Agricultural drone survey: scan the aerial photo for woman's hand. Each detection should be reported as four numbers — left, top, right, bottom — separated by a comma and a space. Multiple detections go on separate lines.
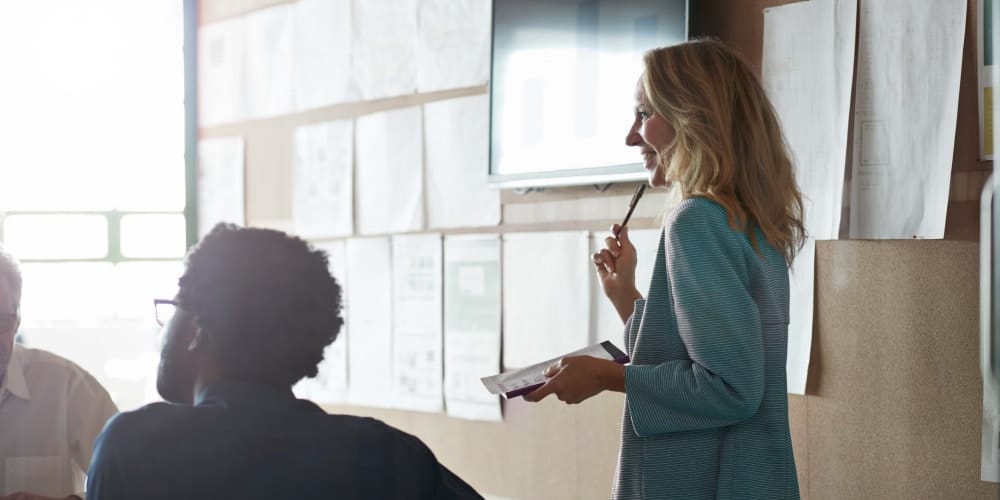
593, 224, 643, 322
523, 355, 625, 404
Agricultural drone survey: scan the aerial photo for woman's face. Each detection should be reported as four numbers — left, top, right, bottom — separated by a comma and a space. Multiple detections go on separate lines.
625, 79, 675, 188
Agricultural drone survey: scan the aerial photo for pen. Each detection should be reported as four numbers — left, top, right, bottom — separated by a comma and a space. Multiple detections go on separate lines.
619, 184, 647, 229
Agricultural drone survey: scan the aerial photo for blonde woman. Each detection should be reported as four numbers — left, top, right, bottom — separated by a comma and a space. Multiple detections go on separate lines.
525, 39, 805, 499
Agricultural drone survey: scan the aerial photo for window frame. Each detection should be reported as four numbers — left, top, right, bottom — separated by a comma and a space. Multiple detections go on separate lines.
0, 0, 198, 264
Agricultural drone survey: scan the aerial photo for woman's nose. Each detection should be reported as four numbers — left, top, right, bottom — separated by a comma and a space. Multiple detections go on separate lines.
625, 127, 642, 147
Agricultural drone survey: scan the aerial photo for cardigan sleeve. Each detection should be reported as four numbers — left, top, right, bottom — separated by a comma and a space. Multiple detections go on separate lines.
624, 200, 764, 437
624, 298, 645, 357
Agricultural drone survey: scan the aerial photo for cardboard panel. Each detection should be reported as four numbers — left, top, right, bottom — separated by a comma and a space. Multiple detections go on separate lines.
811, 241, 996, 499
789, 394, 810, 499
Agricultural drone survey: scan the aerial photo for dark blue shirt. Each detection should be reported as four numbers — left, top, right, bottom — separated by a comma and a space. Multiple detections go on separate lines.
86, 383, 480, 500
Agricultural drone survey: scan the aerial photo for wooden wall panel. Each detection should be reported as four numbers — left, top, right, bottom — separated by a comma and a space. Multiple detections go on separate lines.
810, 240, 995, 499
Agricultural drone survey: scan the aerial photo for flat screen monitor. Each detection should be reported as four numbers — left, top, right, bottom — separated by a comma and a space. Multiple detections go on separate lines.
488, 0, 688, 188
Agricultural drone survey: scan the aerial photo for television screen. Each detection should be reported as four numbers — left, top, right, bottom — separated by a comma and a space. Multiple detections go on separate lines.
489, 0, 688, 188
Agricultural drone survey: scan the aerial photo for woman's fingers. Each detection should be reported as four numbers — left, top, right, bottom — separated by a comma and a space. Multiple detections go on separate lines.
543, 359, 564, 377
523, 380, 557, 402
617, 225, 631, 248
604, 236, 620, 257
591, 252, 608, 280
594, 249, 617, 275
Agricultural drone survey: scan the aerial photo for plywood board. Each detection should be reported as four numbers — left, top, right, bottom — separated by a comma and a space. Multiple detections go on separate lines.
810, 241, 996, 499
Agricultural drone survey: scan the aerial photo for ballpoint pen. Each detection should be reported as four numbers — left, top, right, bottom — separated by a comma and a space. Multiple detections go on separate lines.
620, 183, 647, 229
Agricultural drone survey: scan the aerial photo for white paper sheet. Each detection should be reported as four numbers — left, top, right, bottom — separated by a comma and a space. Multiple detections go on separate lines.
786, 239, 816, 395
294, 240, 349, 404
502, 231, 591, 369
390, 233, 444, 412
849, 0, 965, 239
244, 5, 295, 119
293, 0, 357, 111
482, 340, 627, 397
293, 120, 354, 238
417, 0, 491, 92
345, 237, 395, 407
198, 18, 245, 126
762, 0, 857, 394
982, 372, 1000, 481
351, 0, 418, 100
443, 234, 502, 421
763, 0, 855, 241
356, 107, 424, 234
425, 95, 501, 229
981, 172, 998, 482
197, 137, 245, 237
590, 228, 662, 345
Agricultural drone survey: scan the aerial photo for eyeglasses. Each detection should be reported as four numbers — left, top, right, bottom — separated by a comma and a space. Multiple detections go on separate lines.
153, 299, 179, 327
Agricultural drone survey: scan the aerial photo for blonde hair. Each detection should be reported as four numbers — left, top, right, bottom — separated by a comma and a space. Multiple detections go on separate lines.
642, 39, 806, 265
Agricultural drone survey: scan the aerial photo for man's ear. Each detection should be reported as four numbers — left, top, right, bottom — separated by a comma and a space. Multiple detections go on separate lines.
187, 319, 208, 352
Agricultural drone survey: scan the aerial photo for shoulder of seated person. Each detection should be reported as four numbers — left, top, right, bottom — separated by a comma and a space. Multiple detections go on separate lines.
95, 403, 188, 452
326, 414, 406, 435
18, 347, 109, 393
102, 403, 178, 432
327, 415, 434, 450
18, 346, 85, 374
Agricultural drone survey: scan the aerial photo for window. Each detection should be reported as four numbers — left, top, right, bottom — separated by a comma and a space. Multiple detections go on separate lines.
0, 0, 191, 410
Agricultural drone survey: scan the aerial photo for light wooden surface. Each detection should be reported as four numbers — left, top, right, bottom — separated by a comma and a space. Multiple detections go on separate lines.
809, 240, 995, 499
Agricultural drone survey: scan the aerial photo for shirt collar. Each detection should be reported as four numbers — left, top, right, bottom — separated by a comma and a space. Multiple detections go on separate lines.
194, 381, 312, 414
2, 345, 31, 401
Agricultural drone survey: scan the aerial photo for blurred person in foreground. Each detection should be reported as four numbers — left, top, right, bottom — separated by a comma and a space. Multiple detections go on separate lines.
0, 246, 118, 500
86, 223, 480, 500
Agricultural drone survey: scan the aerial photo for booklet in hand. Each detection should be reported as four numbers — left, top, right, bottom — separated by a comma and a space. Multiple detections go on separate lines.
481, 341, 630, 399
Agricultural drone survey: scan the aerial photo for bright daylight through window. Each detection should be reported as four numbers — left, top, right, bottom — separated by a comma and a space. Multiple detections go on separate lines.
0, 1, 188, 410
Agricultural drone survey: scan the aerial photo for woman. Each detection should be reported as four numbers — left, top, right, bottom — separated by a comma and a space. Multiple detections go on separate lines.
524, 39, 805, 499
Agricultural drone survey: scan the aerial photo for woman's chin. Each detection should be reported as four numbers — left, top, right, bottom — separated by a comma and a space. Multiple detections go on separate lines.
646, 170, 667, 188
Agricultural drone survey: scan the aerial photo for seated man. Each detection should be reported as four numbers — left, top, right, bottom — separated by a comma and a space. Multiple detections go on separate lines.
87, 224, 480, 500
0, 246, 118, 500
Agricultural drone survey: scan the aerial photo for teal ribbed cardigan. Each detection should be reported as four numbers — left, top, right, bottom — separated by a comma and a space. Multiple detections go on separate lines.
613, 197, 800, 499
